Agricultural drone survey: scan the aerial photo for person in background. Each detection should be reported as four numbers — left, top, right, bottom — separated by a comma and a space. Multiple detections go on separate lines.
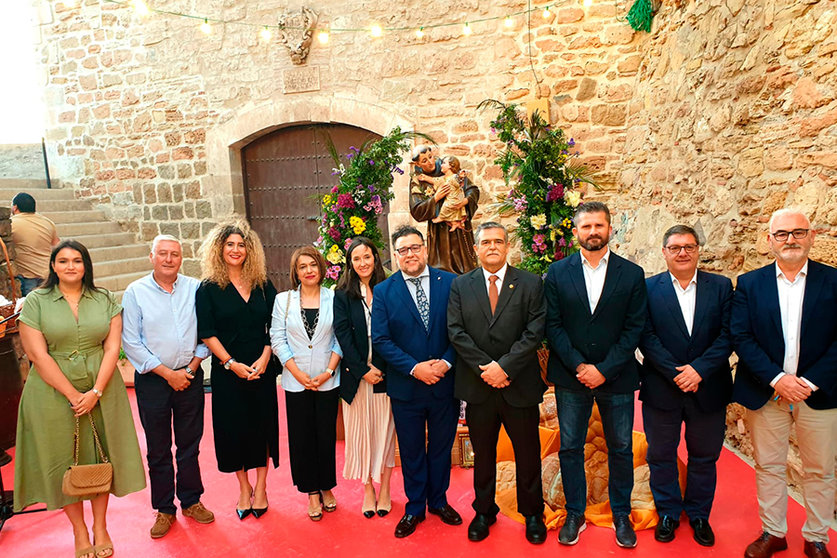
196, 220, 279, 521
639, 225, 733, 547
333, 237, 396, 518
11, 191, 59, 295
14, 240, 145, 558
121, 234, 214, 539
270, 246, 342, 521
732, 208, 837, 558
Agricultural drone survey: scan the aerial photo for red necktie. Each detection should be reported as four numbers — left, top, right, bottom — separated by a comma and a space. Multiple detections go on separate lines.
488, 275, 499, 315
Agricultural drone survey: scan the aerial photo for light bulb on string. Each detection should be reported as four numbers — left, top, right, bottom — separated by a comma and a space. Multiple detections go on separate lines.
260, 26, 272, 41
543, 6, 551, 18
462, 22, 472, 36
317, 29, 329, 44
200, 19, 212, 34
504, 16, 513, 28
415, 27, 424, 39
370, 24, 382, 37
132, 0, 150, 17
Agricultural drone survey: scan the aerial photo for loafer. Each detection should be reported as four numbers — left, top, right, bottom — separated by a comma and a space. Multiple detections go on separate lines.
558, 512, 586, 545
150, 512, 175, 539
689, 518, 714, 547
803, 540, 832, 558
394, 514, 425, 538
654, 515, 679, 543
182, 502, 215, 524
613, 514, 637, 548
467, 513, 496, 542
524, 515, 547, 545
428, 504, 463, 525
745, 532, 788, 558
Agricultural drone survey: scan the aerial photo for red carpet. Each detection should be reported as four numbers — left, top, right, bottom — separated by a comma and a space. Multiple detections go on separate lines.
1, 388, 833, 557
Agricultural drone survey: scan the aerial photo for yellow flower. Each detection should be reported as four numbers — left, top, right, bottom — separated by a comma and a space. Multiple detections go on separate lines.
530, 213, 547, 229
349, 216, 366, 235
550, 229, 558, 242
327, 244, 345, 264
561, 217, 572, 229
322, 194, 333, 206
564, 190, 582, 208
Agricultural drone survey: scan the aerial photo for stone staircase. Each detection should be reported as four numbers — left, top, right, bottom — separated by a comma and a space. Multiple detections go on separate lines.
0, 181, 151, 298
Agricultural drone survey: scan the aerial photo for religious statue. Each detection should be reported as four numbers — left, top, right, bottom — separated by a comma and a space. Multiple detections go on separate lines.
409, 145, 478, 274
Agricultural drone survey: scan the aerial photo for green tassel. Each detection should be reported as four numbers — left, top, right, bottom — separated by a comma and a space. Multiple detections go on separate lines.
626, 0, 655, 33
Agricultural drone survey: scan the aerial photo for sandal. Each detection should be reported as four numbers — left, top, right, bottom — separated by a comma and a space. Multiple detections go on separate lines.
308, 492, 323, 522
93, 542, 114, 558
75, 547, 95, 558
321, 490, 337, 513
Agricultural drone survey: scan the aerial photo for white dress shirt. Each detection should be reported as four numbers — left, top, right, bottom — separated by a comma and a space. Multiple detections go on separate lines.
403, 265, 431, 308
482, 263, 508, 294
581, 248, 609, 313
771, 261, 817, 391
670, 271, 698, 336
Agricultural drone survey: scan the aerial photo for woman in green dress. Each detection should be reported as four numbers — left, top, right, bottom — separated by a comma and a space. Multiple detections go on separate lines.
15, 240, 146, 558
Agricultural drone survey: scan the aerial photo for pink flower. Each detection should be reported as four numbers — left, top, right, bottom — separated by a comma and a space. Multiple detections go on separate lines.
344, 237, 354, 250
325, 265, 341, 280
331, 185, 339, 193
337, 194, 356, 209
328, 227, 341, 241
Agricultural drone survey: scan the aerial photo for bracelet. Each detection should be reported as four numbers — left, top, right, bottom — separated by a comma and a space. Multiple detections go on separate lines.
92, 388, 103, 398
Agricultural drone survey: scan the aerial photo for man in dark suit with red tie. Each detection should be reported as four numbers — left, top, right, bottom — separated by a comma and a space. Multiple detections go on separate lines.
447, 222, 548, 544
732, 209, 837, 558
639, 225, 733, 547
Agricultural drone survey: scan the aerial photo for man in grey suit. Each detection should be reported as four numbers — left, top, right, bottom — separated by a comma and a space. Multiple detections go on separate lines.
447, 222, 548, 545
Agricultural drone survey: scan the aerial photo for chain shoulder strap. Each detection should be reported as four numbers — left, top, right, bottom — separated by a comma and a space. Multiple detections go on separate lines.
72, 414, 110, 465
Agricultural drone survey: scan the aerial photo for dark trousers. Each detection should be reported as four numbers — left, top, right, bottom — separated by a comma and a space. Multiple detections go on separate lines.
556, 388, 634, 516
466, 391, 543, 517
642, 398, 726, 520
135, 369, 206, 515
284, 387, 339, 493
391, 392, 459, 516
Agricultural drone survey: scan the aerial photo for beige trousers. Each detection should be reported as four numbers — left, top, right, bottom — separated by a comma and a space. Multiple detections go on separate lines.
747, 398, 837, 543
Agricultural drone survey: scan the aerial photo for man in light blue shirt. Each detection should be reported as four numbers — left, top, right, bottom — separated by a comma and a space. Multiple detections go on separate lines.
121, 235, 214, 538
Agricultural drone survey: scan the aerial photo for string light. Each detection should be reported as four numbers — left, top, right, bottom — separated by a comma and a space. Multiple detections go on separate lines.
259, 26, 272, 41
131, 0, 149, 17
415, 27, 424, 38
370, 24, 382, 37
200, 19, 212, 34
504, 16, 514, 27
317, 29, 330, 44
543, 6, 551, 18
462, 22, 472, 36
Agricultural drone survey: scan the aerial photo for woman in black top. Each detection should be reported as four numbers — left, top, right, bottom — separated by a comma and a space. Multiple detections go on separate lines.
196, 220, 278, 520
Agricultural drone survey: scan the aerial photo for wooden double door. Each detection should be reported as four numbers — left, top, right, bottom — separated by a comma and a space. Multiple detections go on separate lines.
242, 124, 386, 291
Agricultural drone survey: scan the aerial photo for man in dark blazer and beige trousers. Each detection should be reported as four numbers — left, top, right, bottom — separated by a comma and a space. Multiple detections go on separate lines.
447, 222, 548, 545
732, 209, 837, 558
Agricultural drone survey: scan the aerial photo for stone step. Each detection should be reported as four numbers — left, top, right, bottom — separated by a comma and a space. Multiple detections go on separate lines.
34, 199, 93, 212
0, 186, 74, 201
0, 178, 50, 190
56, 221, 124, 237
92, 257, 151, 278
71, 232, 137, 249
41, 210, 110, 224
88, 244, 149, 261
97, 270, 150, 293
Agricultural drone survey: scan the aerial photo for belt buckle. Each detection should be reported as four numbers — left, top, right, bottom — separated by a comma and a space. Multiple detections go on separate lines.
68, 350, 80, 360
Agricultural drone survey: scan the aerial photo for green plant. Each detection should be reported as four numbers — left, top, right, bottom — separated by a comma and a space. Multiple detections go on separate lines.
316, 127, 432, 286
479, 99, 597, 276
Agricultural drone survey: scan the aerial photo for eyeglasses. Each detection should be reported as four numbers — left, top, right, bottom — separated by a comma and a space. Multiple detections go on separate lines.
665, 244, 699, 255
771, 229, 809, 242
395, 243, 423, 256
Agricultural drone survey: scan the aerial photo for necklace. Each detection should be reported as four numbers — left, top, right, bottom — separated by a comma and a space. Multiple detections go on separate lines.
300, 305, 319, 339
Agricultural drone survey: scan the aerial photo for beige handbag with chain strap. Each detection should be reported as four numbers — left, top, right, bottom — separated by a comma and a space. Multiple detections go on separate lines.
61, 413, 113, 497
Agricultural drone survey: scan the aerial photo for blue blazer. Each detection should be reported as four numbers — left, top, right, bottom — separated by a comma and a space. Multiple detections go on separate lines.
731, 260, 837, 410
639, 270, 733, 413
544, 251, 647, 394
371, 267, 457, 402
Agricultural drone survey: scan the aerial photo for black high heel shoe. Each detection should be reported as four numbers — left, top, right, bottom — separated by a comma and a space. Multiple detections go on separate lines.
236, 507, 252, 520
252, 491, 269, 518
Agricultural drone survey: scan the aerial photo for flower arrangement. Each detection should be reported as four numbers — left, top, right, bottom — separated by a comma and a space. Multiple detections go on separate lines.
479, 100, 597, 276
316, 127, 430, 286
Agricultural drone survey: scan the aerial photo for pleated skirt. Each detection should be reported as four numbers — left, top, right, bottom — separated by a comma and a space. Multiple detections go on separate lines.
342, 381, 396, 484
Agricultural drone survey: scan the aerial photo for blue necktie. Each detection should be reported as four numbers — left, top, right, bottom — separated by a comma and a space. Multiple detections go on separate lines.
408, 277, 430, 330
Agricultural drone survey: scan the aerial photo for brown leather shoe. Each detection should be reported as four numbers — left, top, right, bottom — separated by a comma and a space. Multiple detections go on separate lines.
744, 532, 788, 558
150, 512, 176, 539
183, 502, 215, 524
804, 540, 832, 558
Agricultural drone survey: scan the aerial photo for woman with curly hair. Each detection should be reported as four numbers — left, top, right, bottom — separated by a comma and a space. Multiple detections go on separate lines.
195, 220, 279, 520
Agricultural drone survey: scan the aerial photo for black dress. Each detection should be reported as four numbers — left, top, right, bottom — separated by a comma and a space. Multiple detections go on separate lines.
196, 280, 280, 473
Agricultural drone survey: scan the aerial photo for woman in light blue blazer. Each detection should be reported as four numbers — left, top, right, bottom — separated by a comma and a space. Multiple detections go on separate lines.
270, 246, 342, 522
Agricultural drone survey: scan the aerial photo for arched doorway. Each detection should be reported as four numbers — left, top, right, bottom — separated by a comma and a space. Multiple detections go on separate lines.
242, 123, 385, 291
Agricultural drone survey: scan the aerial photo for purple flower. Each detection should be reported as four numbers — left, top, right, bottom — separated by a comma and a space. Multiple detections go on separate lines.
546, 183, 565, 202
393, 166, 404, 175
346, 152, 354, 160
328, 227, 341, 241
349, 146, 359, 153
558, 237, 567, 247
368, 159, 375, 166
568, 138, 575, 147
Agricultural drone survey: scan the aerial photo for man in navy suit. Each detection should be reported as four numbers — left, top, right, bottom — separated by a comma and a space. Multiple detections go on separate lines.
544, 201, 647, 549
639, 225, 733, 547
732, 209, 837, 558
371, 225, 462, 538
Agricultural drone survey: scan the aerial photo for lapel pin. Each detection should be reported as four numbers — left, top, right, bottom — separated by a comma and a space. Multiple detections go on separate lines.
509, 284, 514, 289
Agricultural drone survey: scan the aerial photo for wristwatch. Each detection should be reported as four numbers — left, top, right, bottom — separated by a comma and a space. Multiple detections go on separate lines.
326, 368, 335, 378
92, 388, 103, 398
223, 357, 236, 370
